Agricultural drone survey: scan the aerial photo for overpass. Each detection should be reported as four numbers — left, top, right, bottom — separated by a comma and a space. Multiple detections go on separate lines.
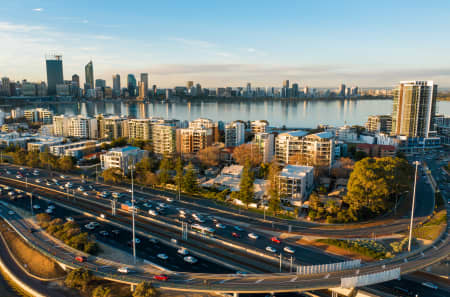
0, 176, 448, 294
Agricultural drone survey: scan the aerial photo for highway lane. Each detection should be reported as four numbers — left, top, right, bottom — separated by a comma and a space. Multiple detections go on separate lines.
0, 163, 434, 238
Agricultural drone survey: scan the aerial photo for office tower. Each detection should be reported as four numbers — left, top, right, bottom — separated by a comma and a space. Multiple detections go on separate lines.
152, 85, 157, 96
338, 84, 346, 97
391, 80, 437, 138
112, 74, 121, 97
72, 74, 80, 86
1, 77, 11, 96
225, 121, 245, 147
45, 55, 64, 95
292, 83, 299, 98
138, 82, 146, 100
127, 74, 137, 97
95, 79, 106, 88
186, 81, 194, 89
303, 86, 309, 96
140, 73, 149, 97
195, 83, 202, 96
246, 82, 252, 96
85, 61, 94, 90
282, 80, 290, 98
351, 86, 359, 96
365, 115, 392, 134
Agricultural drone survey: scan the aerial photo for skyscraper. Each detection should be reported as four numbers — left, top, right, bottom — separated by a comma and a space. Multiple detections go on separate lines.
112, 74, 121, 95
140, 73, 149, 98
127, 74, 137, 97
46, 55, 64, 96
282, 80, 290, 98
85, 61, 94, 90
186, 81, 194, 89
292, 83, 299, 98
391, 80, 437, 138
72, 74, 80, 86
95, 79, 106, 88
338, 84, 346, 97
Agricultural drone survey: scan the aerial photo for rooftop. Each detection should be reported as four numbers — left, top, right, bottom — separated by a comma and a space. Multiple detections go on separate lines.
110, 146, 139, 153
311, 131, 333, 139
282, 130, 308, 137
279, 165, 314, 178
221, 165, 244, 177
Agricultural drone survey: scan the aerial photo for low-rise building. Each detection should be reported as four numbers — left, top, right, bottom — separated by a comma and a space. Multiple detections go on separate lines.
100, 146, 148, 174
278, 165, 314, 206
50, 140, 107, 159
356, 143, 396, 157
365, 115, 392, 134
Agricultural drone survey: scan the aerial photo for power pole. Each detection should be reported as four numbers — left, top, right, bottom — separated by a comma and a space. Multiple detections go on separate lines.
408, 161, 420, 252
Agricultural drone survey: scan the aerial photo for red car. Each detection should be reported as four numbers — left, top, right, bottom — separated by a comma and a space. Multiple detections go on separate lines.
75, 256, 86, 263
153, 274, 168, 281
232, 232, 241, 238
271, 237, 281, 244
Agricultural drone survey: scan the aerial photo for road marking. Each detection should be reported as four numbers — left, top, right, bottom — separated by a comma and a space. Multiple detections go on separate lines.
255, 279, 264, 284
290, 277, 297, 282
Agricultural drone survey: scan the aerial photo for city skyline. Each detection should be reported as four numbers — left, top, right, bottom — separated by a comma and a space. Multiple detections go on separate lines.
1, 1, 450, 87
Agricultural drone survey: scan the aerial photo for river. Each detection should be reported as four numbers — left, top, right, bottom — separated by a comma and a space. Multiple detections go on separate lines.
2, 99, 450, 127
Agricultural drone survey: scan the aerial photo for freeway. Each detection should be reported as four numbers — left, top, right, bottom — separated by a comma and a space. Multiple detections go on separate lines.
0, 162, 435, 239
0, 176, 448, 293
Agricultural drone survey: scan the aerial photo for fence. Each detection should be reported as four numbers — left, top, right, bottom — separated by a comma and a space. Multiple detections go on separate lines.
295, 259, 361, 275
340, 267, 400, 288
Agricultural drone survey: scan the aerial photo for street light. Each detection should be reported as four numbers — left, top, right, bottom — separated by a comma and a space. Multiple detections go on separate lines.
408, 161, 420, 252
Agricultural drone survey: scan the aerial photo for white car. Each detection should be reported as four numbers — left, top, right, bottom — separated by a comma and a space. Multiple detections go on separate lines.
421, 282, 438, 290
35, 179, 41, 183
148, 209, 158, 216
100, 213, 106, 219
84, 224, 95, 230
8, 210, 14, 215
177, 248, 189, 255
194, 217, 205, 223
46, 181, 52, 186
215, 223, 226, 229
66, 217, 74, 222
117, 267, 130, 274
77, 186, 84, 192
157, 253, 168, 260
45, 208, 53, 214
184, 256, 197, 264
16, 175, 22, 179
158, 202, 168, 208
266, 246, 277, 253
248, 233, 259, 240
60, 175, 65, 179
166, 197, 173, 203
32, 204, 40, 209
83, 192, 89, 196
283, 246, 295, 254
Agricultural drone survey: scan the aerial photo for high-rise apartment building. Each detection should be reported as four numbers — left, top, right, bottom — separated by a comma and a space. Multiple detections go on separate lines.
127, 119, 153, 141
176, 127, 213, 155
97, 115, 127, 140
365, 115, 392, 134
53, 115, 97, 139
250, 120, 268, 134
254, 132, 275, 163
140, 73, 149, 98
85, 61, 94, 90
275, 131, 335, 168
152, 124, 176, 155
24, 108, 53, 124
225, 121, 245, 147
391, 81, 437, 138
46, 55, 64, 96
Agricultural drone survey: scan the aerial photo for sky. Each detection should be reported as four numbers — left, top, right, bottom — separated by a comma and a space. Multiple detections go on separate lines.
1, 0, 450, 88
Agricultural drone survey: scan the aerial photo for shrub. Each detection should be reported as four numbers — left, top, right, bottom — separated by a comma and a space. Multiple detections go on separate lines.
65, 268, 92, 292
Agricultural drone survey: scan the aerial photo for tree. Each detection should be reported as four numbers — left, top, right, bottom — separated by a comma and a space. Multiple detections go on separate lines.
238, 161, 255, 207
58, 156, 75, 171
232, 143, 262, 167
92, 285, 112, 297
354, 150, 368, 161
12, 150, 27, 165
39, 150, 58, 169
158, 156, 171, 185
65, 268, 92, 292
182, 162, 198, 193
331, 157, 355, 178
101, 168, 124, 183
133, 282, 158, 297
110, 137, 128, 147
197, 146, 221, 167
135, 157, 155, 184
266, 160, 281, 213
175, 157, 183, 192
26, 151, 40, 168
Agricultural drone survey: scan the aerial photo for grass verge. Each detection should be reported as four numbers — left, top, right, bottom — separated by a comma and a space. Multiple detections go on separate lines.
413, 209, 447, 241
316, 238, 390, 260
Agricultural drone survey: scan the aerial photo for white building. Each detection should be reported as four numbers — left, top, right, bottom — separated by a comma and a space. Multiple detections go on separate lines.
24, 108, 53, 124
53, 115, 97, 139
250, 120, 269, 134
225, 121, 245, 147
253, 132, 274, 163
100, 146, 148, 174
278, 165, 314, 206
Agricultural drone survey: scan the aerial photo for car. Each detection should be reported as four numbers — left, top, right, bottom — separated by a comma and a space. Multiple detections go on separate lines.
16, 175, 22, 179
177, 248, 189, 255
134, 238, 141, 244
153, 274, 168, 281
8, 210, 14, 215
117, 267, 130, 274
421, 282, 438, 290
84, 224, 95, 230
45, 208, 53, 214
149, 238, 158, 244
29, 228, 37, 234
48, 205, 55, 209
157, 253, 168, 260
75, 256, 86, 263
148, 209, 158, 216
19, 167, 24, 170
184, 256, 198, 264
166, 197, 173, 203
283, 246, 295, 254
66, 217, 74, 222
271, 237, 281, 244
99, 230, 109, 237
33, 204, 40, 209
234, 226, 244, 232
111, 229, 120, 236
59, 185, 65, 190
194, 216, 205, 223
235, 271, 248, 275
60, 175, 65, 179
158, 202, 168, 208
83, 192, 89, 196
179, 213, 186, 219
52, 178, 58, 183
143, 203, 152, 208
232, 232, 241, 238
112, 192, 121, 198
248, 233, 259, 240
46, 181, 52, 186
8, 191, 15, 196
77, 186, 84, 192
266, 246, 277, 253
35, 179, 41, 183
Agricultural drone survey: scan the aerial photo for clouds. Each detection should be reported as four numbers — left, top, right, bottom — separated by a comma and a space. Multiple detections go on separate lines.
0, 22, 45, 33
32, 8, 44, 12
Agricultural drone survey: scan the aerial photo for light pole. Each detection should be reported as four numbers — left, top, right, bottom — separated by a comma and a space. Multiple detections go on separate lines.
408, 161, 420, 252
129, 161, 136, 265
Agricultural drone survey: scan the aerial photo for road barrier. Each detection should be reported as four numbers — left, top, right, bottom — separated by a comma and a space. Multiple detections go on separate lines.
295, 259, 360, 275
340, 267, 400, 288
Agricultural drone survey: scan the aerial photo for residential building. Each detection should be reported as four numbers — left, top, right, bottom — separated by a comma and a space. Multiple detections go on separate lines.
53, 115, 97, 139
391, 80, 437, 138
152, 124, 176, 155
24, 108, 53, 124
435, 115, 450, 146
356, 143, 396, 158
278, 165, 314, 206
97, 115, 128, 140
334, 125, 358, 142
46, 55, 64, 96
189, 118, 219, 142
250, 120, 268, 134
365, 115, 392, 134
176, 127, 213, 155
225, 121, 245, 147
253, 132, 274, 163
127, 119, 153, 141
100, 146, 148, 174
85, 61, 94, 90
50, 140, 106, 159
26, 136, 64, 152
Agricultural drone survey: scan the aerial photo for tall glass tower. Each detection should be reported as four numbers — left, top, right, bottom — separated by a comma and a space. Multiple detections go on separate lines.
85, 61, 94, 90
45, 55, 63, 96
127, 74, 137, 97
